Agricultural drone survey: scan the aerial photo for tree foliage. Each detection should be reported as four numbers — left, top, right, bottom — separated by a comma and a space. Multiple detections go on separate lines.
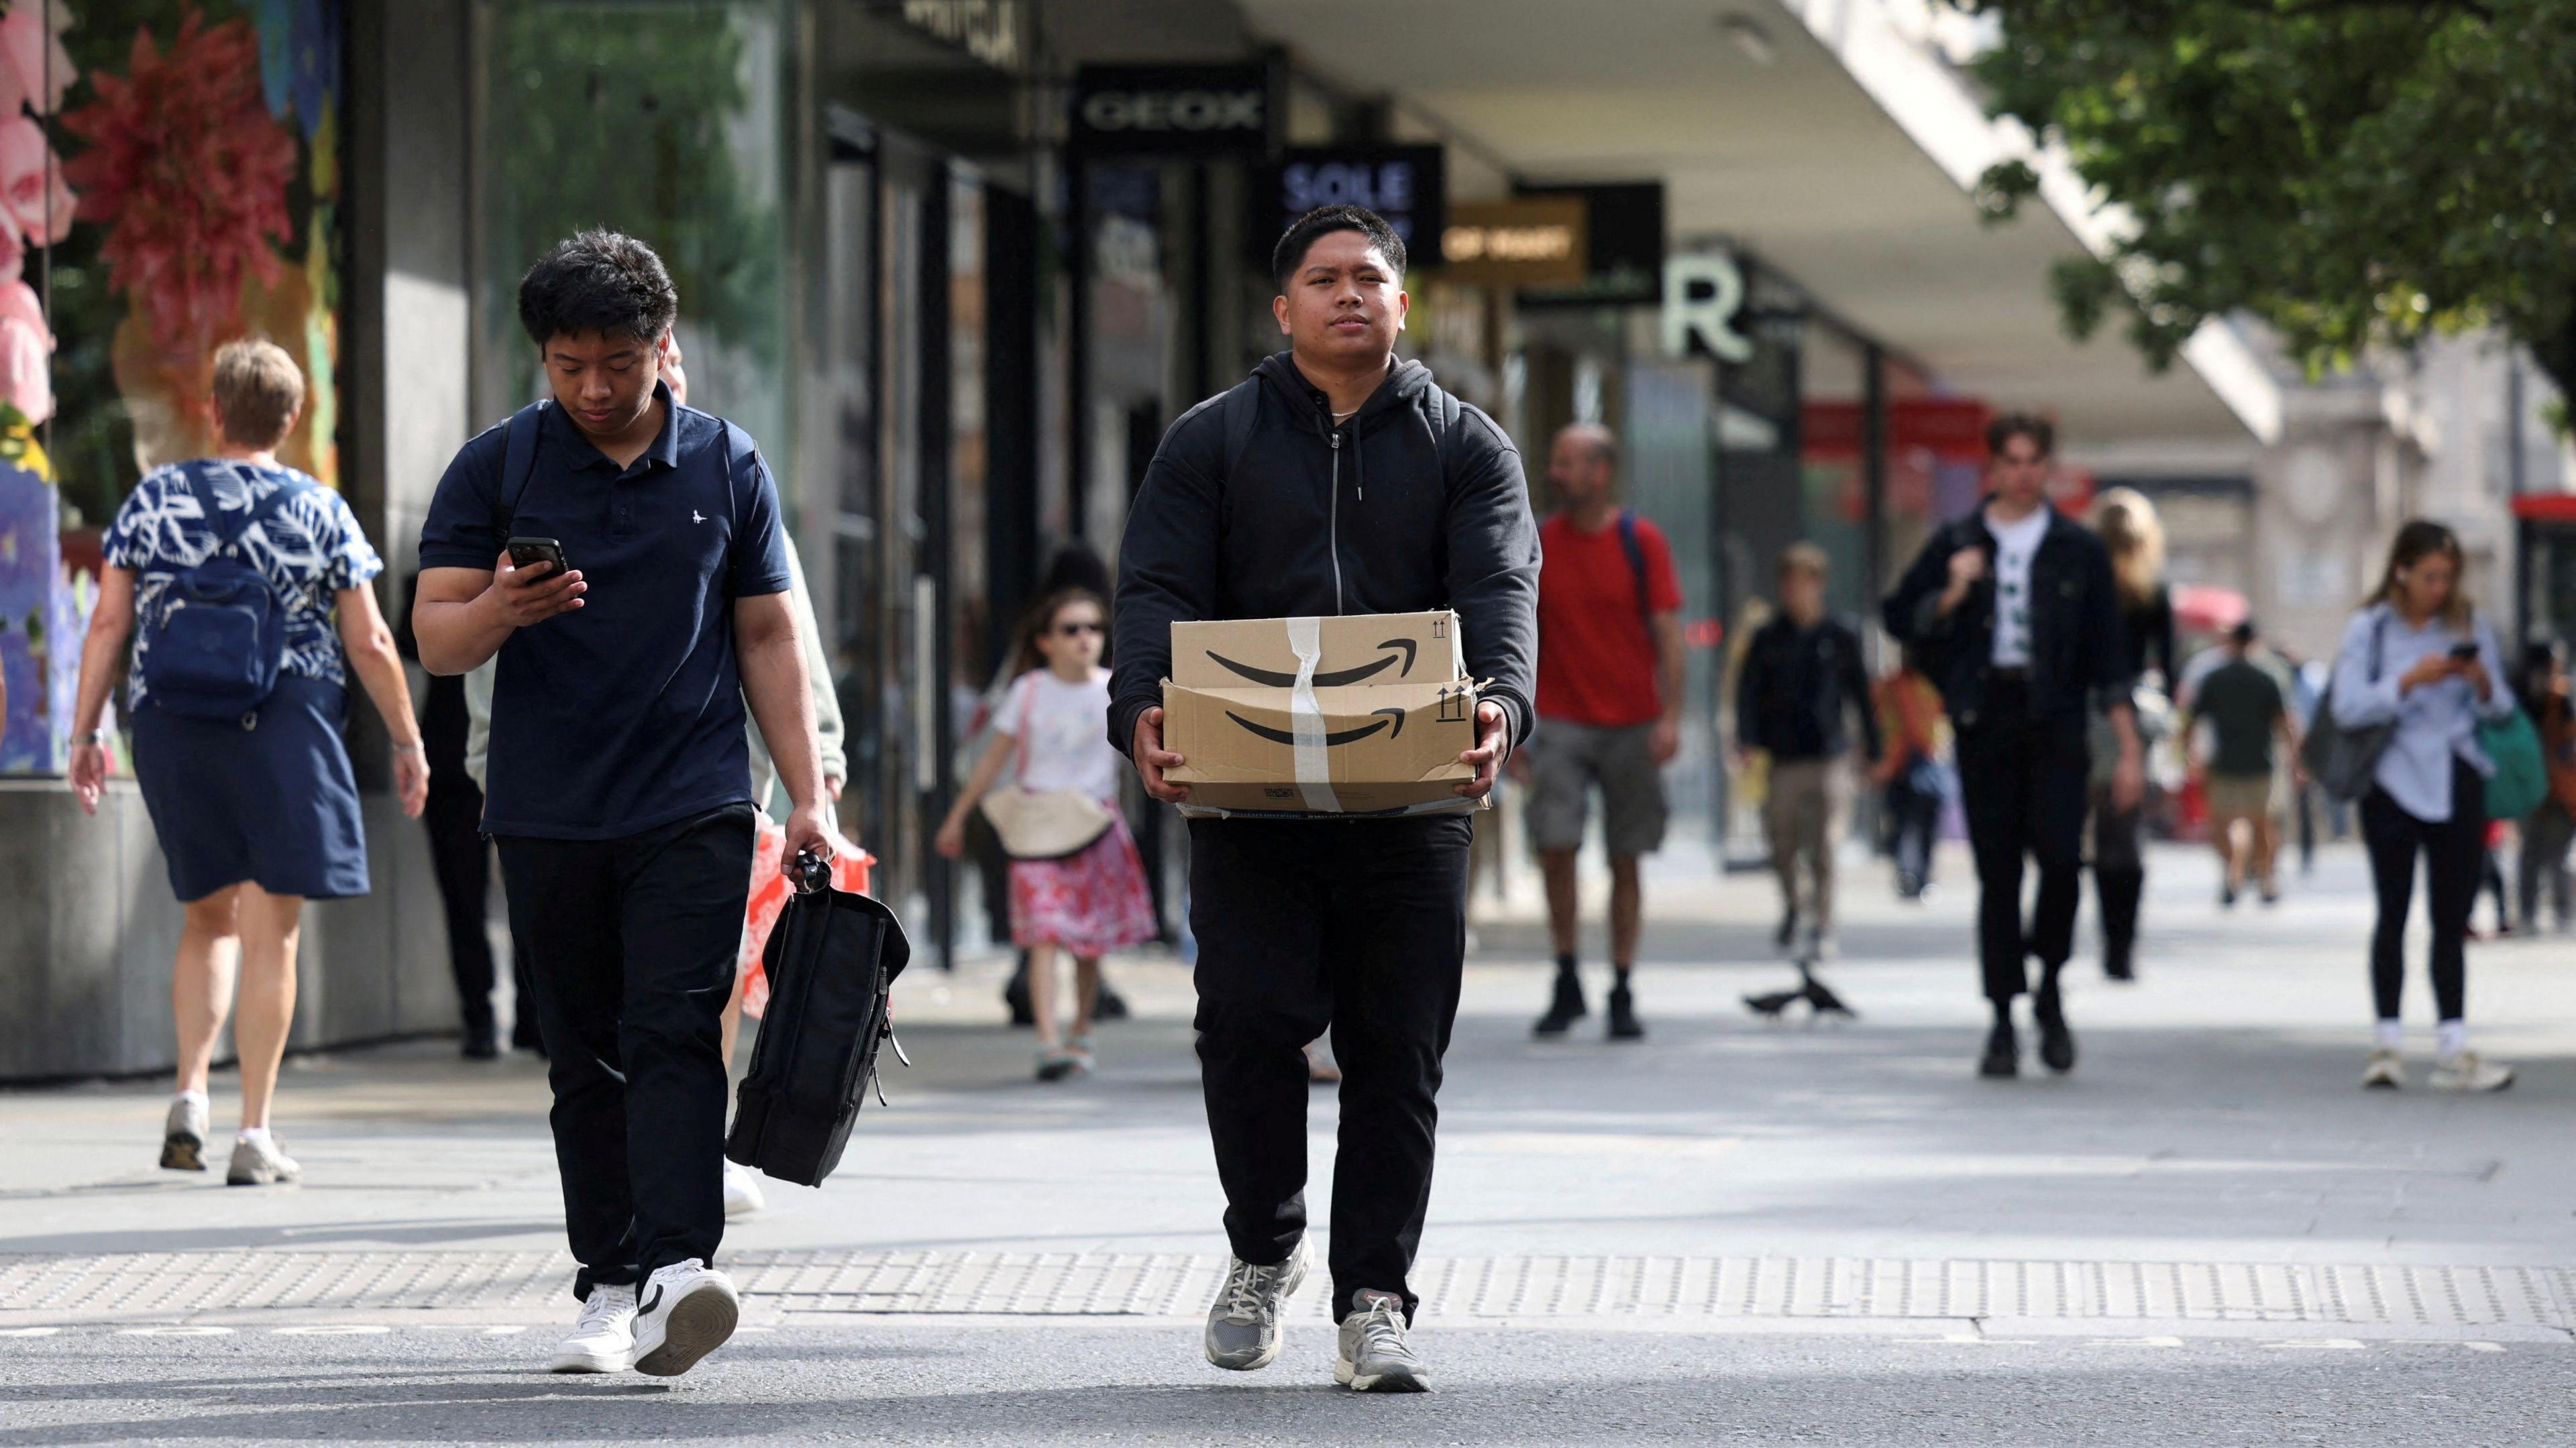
1951, 0, 2576, 398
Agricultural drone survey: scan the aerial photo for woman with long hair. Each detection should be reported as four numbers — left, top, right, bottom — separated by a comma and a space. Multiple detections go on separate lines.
2330, 520, 2516, 1091
2086, 488, 2176, 981
936, 589, 1156, 1080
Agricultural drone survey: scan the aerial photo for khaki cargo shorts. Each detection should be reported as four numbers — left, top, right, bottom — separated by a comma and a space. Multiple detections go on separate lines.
1521, 719, 1669, 857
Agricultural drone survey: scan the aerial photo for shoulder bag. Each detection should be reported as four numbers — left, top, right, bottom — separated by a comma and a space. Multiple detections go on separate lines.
979, 677, 1117, 860
2300, 610, 2396, 803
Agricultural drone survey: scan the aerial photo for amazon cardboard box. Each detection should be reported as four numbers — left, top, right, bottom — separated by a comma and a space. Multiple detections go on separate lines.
1163, 612, 1483, 819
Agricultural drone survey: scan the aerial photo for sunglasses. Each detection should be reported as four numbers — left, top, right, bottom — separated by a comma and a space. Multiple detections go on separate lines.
1052, 620, 1105, 637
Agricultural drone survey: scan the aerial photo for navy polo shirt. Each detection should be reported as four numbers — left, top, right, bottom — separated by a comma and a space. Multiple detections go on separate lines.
417, 386, 794, 839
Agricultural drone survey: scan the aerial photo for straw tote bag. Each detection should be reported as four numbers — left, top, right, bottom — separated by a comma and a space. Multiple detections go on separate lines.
979, 677, 1118, 860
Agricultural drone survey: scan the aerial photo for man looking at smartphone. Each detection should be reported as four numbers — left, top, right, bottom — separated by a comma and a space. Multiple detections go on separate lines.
413, 231, 834, 1379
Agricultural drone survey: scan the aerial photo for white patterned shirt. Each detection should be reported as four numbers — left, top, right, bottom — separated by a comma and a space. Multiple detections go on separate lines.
102, 459, 382, 707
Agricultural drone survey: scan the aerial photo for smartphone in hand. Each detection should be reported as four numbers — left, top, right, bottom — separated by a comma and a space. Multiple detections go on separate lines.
506, 536, 569, 577
2447, 642, 2480, 662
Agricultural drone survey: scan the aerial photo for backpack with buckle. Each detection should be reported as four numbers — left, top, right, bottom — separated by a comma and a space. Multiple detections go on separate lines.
138, 471, 307, 722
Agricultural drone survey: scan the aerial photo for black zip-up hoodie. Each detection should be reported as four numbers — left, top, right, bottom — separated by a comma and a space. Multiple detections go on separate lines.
1110, 351, 1541, 761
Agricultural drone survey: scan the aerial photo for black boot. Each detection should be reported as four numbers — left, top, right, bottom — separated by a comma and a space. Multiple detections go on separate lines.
1978, 1014, 2020, 1078
2098, 867, 2143, 981
1606, 978, 1644, 1041
2033, 981, 2077, 1074
1534, 964, 1588, 1037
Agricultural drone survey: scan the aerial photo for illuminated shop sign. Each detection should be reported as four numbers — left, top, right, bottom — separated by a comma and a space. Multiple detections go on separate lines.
894, 0, 1024, 70
1515, 182, 1666, 309
1258, 145, 1447, 269
1438, 198, 1588, 289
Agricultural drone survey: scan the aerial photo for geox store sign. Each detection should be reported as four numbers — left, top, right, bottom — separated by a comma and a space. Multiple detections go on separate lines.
896, 0, 1024, 70
1071, 65, 1276, 158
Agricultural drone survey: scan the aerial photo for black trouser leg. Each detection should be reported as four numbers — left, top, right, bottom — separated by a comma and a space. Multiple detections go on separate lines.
2424, 763, 2485, 1021
1191, 815, 1470, 1323
498, 831, 635, 1298
1191, 821, 1332, 1273
2359, 789, 2420, 1021
2026, 724, 2092, 978
2091, 792, 2145, 965
423, 773, 496, 1036
1958, 726, 2034, 1001
497, 805, 753, 1298
1320, 820, 1468, 1322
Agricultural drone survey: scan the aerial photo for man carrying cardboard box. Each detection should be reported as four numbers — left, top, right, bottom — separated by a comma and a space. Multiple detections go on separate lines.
1110, 204, 1539, 1394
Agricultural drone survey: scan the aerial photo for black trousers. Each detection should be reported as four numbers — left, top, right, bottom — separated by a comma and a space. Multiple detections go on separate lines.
1189, 813, 1470, 1323
1885, 775, 1941, 888
422, 770, 496, 1036
496, 803, 755, 1299
2360, 763, 2483, 1022
1955, 683, 2090, 1001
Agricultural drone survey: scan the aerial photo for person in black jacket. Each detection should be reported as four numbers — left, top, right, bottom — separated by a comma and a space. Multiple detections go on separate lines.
1882, 414, 2142, 1079
1735, 544, 1880, 983
1112, 205, 1538, 1394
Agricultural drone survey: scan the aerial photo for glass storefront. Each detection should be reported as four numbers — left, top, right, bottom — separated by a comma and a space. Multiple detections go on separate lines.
5, 0, 347, 773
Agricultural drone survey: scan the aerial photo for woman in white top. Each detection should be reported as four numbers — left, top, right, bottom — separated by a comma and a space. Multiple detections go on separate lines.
2328, 520, 2516, 1092
938, 590, 1155, 1080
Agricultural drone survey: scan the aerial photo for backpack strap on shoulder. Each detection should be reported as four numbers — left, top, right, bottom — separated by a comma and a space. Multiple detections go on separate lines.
1616, 506, 1654, 629
1218, 380, 1259, 484
492, 400, 551, 551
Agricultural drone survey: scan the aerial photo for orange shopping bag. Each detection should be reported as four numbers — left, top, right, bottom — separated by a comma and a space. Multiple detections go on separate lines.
741, 814, 872, 1019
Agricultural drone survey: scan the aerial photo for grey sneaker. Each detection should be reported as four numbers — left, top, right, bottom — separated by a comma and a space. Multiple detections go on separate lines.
225, 1135, 301, 1186
1336, 1288, 1430, 1392
1203, 1237, 1309, 1371
161, 1099, 209, 1172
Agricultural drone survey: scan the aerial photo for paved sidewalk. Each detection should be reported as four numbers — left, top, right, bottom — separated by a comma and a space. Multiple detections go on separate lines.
3, 841, 2571, 1443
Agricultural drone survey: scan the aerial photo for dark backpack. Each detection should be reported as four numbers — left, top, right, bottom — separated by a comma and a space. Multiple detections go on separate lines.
138, 472, 307, 721
488, 399, 551, 553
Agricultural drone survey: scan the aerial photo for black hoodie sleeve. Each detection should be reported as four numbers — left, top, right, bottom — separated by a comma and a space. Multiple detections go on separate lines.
1882, 524, 1960, 647
1108, 398, 1228, 760
1445, 406, 1542, 753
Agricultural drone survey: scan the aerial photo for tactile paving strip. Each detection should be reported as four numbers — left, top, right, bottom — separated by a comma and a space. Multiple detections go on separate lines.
1, 1251, 2569, 1326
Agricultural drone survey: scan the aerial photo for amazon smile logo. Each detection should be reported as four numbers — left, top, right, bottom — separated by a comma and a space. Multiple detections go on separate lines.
1225, 708, 1408, 746
1201, 638, 1419, 687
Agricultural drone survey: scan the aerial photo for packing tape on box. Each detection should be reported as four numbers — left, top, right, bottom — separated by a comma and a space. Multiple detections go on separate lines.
1285, 616, 1344, 812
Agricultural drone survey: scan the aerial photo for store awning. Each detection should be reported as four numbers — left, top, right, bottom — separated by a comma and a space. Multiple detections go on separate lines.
1238, 0, 2279, 456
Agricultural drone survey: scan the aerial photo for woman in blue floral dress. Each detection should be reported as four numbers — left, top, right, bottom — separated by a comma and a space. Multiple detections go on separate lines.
66, 340, 427, 1186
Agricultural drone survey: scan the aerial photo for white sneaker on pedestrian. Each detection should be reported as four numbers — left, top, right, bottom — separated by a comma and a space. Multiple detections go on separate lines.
631, 1258, 740, 1378
722, 1158, 767, 1218
1203, 1237, 1309, 1371
1335, 1288, 1430, 1392
2429, 1051, 2516, 1093
2361, 1048, 2404, 1090
548, 1284, 637, 1373
161, 1097, 209, 1172
225, 1133, 300, 1186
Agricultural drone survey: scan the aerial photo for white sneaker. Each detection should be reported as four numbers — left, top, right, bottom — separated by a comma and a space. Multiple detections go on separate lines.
548, 1284, 636, 1373
722, 1159, 767, 1218
631, 1258, 740, 1378
2361, 1048, 2404, 1090
225, 1134, 301, 1186
2430, 1051, 2516, 1093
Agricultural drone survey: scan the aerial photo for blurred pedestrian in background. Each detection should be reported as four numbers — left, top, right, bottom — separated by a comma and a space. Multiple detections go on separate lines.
1872, 646, 1948, 901
2189, 620, 2300, 907
1516, 421, 1684, 1042
2328, 520, 2516, 1093
2513, 642, 2576, 935
1883, 412, 2143, 1080
938, 588, 1154, 1082
1735, 543, 1876, 1018
2086, 488, 2174, 981
396, 575, 519, 1060
68, 338, 428, 1185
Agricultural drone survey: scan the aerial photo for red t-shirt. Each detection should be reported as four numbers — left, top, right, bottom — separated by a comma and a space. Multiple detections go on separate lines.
1536, 511, 1685, 727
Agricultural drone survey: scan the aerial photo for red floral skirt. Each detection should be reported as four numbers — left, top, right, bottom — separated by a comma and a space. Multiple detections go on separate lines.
1008, 811, 1156, 957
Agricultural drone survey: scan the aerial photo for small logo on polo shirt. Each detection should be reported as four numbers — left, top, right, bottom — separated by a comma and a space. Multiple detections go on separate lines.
692, 510, 706, 524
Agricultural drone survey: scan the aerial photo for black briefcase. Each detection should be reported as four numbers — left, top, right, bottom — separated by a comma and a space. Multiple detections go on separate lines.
725, 851, 911, 1186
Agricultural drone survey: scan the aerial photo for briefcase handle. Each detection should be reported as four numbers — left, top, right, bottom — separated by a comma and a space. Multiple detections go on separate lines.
790, 848, 833, 895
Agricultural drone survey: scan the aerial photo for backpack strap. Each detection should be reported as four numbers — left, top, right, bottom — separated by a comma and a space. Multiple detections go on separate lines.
1218, 380, 1259, 484
491, 400, 551, 553
1616, 507, 1654, 632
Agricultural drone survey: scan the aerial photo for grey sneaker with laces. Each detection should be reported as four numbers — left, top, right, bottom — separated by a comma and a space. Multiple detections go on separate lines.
1203, 1237, 1309, 1370
225, 1135, 300, 1186
1336, 1288, 1430, 1392
161, 1098, 209, 1172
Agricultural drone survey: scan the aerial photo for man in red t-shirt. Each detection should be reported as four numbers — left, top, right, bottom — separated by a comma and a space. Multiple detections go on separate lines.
1509, 423, 1686, 1040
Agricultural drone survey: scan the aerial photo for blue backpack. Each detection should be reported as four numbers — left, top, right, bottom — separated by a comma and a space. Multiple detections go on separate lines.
139, 474, 305, 721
